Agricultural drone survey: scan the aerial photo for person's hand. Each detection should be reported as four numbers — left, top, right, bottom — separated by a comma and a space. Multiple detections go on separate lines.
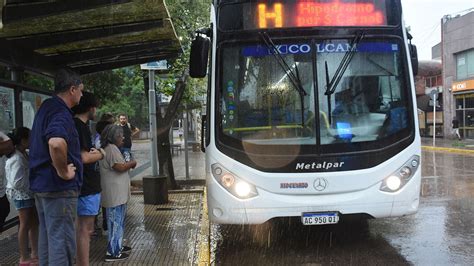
58, 163, 76, 180
89, 148, 104, 159
129, 160, 137, 169
99, 148, 106, 158
89, 148, 100, 154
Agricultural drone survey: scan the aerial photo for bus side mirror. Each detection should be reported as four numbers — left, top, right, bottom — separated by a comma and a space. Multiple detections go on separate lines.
409, 44, 418, 76
190, 35, 210, 78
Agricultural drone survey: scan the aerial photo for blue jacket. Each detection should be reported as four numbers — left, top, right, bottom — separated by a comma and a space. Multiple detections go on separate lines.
29, 96, 83, 193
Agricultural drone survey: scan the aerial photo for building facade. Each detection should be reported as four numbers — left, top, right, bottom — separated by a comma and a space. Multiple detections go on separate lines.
415, 60, 443, 137
436, 11, 474, 139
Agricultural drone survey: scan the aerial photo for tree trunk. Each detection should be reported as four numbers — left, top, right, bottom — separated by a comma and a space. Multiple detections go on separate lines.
156, 125, 178, 189
143, 71, 188, 190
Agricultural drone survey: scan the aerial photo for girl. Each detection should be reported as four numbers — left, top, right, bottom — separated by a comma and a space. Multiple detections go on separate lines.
99, 125, 136, 262
6, 127, 38, 266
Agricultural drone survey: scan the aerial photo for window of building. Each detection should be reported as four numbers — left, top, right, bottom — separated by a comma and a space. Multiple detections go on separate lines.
436, 75, 442, 86
425, 75, 442, 87
456, 97, 464, 109
425, 77, 431, 87
457, 49, 474, 80
465, 96, 474, 109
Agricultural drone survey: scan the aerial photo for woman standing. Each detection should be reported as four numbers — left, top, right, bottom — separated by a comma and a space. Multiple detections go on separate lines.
99, 125, 136, 262
5, 127, 39, 265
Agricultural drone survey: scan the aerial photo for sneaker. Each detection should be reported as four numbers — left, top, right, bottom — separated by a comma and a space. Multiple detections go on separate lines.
121, 246, 132, 253
105, 252, 129, 262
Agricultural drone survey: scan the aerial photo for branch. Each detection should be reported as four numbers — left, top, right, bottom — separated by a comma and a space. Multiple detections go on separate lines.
163, 70, 189, 125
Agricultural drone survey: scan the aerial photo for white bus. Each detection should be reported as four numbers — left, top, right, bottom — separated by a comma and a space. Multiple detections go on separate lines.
190, 0, 421, 225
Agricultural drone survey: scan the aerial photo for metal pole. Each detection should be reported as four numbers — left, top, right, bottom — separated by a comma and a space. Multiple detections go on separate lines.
433, 101, 436, 147
183, 105, 190, 180
148, 70, 159, 176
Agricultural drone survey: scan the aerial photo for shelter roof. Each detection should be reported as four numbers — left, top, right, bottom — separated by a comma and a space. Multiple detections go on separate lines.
0, 0, 182, 76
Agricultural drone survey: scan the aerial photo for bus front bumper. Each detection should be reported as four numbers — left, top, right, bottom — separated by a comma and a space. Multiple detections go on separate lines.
207, 171, 421, 224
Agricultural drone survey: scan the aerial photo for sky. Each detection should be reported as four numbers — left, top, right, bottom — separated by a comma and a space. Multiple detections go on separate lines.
400, 0, 474, 60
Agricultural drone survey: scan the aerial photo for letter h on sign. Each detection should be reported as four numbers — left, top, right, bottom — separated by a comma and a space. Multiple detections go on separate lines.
258, 4, 283, 28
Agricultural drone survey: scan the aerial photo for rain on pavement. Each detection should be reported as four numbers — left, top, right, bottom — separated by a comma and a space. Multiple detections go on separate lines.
212, 150, 474, 265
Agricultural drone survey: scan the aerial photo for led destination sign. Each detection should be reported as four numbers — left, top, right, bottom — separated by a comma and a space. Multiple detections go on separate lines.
295, 1, 385, 26
219, 0, 396, 30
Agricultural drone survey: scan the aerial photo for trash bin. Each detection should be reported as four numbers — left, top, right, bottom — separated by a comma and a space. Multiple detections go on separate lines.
143, 175, 168, 204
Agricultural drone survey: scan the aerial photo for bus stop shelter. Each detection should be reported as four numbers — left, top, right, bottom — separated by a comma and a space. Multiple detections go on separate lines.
0, 0, 182, 229
0, 0, 181, 76
0, 0, 181, 129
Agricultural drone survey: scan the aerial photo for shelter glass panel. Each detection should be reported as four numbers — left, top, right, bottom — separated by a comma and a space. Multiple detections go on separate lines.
22, 91, 50, 129
0, 86, 15, 132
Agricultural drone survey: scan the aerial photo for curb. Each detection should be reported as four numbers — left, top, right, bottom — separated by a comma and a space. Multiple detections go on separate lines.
131, 188, 204, 195
197, 187, 211, 266
422, 145, 474, 154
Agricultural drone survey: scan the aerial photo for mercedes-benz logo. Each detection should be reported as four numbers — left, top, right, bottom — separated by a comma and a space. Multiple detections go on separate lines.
313, 178, 328, 191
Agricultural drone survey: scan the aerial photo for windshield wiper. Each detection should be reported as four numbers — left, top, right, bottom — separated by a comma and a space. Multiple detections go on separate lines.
259, 32, 307, 127
324, 31, 365, 124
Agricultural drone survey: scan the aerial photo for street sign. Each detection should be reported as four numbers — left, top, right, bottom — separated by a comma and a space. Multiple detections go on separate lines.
429, 89, 438, 100
140, 60, 168, 70
430, 89, 438, 147
429, 100, 440, 107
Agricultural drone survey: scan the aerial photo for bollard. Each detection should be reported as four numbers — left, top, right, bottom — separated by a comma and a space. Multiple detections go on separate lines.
143, 175, 168, 204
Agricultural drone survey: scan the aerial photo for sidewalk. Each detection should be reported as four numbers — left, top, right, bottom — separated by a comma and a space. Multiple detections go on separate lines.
0, 191, 206, 265
0, 138, 209, 265
130, 139, 206, 182
421, 137, 474, 154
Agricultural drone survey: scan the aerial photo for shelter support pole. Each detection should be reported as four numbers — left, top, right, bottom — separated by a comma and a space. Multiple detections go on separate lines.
148, 70, 159, 176
11, 67, 24, 128
184, 105, 190, 180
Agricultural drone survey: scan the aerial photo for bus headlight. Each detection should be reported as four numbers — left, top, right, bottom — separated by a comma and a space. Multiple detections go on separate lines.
211, 163, 258, 199
385, 175, 402, 191
221, 174, 235, 188
380, 155, 420, 193
235, 181, 252, 197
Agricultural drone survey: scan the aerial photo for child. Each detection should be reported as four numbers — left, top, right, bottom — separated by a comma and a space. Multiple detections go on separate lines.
6, 127, 39, 266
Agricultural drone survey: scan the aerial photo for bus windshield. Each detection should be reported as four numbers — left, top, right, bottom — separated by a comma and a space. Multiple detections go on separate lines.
219, 38, 411, 152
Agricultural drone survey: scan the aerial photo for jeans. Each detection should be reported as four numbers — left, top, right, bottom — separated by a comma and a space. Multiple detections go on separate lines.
35, 195, 77, 266
106, 204, 127, 256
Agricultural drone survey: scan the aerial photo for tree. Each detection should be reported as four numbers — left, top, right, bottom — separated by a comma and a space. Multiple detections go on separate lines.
145, 0, 210, 188
82, 67, 149, 129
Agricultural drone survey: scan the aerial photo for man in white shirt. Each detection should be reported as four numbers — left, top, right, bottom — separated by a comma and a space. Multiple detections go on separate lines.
0, 131, 14, 231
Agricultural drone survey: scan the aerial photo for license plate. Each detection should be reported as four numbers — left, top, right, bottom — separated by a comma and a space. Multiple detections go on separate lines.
301, 212, 339, 225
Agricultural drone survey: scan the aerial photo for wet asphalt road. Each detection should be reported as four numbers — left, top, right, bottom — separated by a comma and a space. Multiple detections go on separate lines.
212, 150, 474, 265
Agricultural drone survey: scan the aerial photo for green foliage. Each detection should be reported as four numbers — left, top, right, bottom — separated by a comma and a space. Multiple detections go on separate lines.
161, 0, 210, 107
23, 72, 54, 90
82, 67, 148, 128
